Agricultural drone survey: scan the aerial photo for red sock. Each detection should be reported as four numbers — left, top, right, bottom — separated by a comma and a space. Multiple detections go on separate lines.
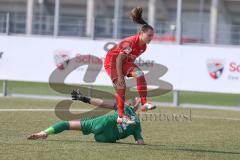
136, 76, 147, 105
115, 87, 125, 117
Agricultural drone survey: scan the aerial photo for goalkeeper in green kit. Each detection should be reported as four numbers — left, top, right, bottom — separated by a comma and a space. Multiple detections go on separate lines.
27, 90, 155, 144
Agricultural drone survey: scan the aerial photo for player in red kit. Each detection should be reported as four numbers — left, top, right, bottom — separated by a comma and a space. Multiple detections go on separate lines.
104, 7, 156, 124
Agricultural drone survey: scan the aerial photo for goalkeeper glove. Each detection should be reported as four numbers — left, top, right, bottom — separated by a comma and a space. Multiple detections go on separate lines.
71, 89, 91, 104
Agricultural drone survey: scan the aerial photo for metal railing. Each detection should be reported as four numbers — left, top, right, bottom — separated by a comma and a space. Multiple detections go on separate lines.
0, 12, 240, 45
32, 15, 54, 35
0, 13, 9, 34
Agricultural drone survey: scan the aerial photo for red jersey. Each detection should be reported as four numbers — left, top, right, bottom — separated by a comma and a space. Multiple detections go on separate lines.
105, 34, 147, 67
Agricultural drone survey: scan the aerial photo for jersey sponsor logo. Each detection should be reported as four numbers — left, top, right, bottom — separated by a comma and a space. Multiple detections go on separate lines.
207, 58, 225, 80
131, 115, 139, 123
117, 123, 129, 132
123, 46, 132, 54
117, 124, 124, 133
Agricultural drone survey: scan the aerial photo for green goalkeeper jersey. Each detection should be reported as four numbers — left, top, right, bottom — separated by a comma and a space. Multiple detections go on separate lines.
80, 104, 143, 143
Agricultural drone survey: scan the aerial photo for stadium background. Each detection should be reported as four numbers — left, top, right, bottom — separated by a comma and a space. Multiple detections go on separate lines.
0, 0, 239, 107
0, 0, 240, 160
1, 0, 240, 44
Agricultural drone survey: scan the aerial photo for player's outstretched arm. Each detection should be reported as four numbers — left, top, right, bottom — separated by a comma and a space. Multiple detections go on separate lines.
71, 89, 116, 109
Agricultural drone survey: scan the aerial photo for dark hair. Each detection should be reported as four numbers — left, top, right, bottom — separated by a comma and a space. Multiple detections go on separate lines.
129, 7, 154, 32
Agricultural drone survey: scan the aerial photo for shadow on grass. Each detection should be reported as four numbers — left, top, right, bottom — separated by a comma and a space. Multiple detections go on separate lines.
26, 139, 240, 155
117, 142, 240, 155
44, 139, 96, 144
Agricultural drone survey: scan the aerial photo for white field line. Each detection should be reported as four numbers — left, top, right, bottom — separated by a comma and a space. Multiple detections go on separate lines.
1, 108, 240, 121
7, 94, 240, 111
180, 104, 240, 111
153, 102, 240, 111
0, 109, 91, 112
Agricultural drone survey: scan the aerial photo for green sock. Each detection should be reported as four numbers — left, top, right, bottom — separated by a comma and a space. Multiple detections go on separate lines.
44, 121, 70, 135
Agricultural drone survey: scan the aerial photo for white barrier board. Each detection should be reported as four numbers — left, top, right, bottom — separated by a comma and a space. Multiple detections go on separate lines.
0, 35, 240, 94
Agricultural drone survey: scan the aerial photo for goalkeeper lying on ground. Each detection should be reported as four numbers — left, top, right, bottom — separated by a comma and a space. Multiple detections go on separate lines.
27, 90, 155, 144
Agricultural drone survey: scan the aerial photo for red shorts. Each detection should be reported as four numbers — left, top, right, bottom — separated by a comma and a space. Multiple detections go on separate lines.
104, 63, 137, 81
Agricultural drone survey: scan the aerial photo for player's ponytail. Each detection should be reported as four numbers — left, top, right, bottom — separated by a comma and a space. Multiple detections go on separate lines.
129, 7, 154, 32
130, 7, 148, 25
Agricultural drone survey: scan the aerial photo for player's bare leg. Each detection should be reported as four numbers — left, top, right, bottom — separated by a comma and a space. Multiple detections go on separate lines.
113, 79, 136, 125
27, 121, 81, 140
128, 67, 156, 112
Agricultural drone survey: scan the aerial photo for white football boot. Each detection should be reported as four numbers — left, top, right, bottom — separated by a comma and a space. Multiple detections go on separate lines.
141, 103, 157, 112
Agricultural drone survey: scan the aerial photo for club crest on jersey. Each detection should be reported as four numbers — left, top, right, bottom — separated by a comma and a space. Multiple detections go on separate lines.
207, 58, 225, 80
123, 46, 132, 54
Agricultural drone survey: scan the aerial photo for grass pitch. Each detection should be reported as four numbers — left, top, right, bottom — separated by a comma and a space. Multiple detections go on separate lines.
1, 97, 240, 160
0, 80, 240, 106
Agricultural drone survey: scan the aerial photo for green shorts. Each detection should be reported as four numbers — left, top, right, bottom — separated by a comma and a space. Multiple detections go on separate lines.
80, 114, 119, 143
